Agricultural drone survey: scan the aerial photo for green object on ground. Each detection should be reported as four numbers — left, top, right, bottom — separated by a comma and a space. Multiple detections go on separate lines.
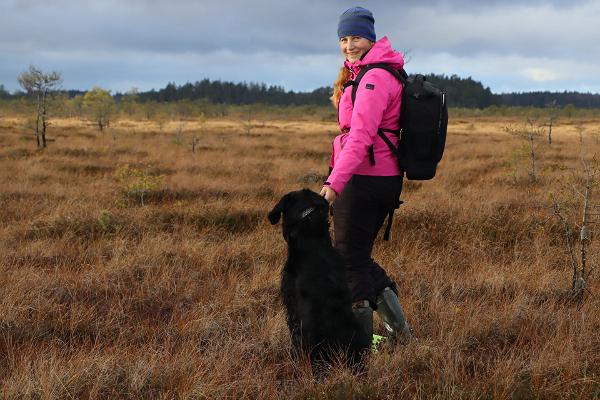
371, 334, 386, 353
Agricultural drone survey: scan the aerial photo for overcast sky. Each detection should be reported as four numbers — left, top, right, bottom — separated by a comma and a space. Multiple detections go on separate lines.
1, 0, 599, 94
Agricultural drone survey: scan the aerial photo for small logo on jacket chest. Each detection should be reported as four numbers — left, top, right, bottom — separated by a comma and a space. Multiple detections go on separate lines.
365, 83, 375, 90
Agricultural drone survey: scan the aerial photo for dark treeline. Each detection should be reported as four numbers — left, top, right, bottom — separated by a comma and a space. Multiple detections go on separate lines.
425, 74, 495, 108
132, 76, 600, 109
131, 80, 332, 106
0, 84, 11, 99
496, 91, 600, 108
3, 76, 600, 108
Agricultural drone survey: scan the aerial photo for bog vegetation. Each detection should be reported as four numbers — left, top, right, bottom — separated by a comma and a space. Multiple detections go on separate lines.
0, 106, 599, 398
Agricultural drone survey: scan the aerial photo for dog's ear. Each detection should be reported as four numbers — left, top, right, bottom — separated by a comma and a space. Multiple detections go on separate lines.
268, 193, 291, 225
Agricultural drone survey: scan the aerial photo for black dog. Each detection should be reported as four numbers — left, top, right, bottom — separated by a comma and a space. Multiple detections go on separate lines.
268, 189, 370, 372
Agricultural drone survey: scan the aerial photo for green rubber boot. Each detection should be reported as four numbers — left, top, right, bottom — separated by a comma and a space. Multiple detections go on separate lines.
376, 287, 413, 344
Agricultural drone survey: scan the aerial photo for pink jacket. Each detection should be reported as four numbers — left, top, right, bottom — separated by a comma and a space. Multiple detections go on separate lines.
325, 36, 404, 195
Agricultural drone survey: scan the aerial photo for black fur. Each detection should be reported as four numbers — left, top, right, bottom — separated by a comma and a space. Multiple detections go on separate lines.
269, 189, 370, 372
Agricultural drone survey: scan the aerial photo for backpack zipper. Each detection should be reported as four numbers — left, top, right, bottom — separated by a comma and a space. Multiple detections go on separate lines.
438, 92, 446, 136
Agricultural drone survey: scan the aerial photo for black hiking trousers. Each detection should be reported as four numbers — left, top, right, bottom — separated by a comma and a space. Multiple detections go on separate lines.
332, 174, 403, 308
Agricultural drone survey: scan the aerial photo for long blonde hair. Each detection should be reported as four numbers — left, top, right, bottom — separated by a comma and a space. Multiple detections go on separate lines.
330, 66, 352, 108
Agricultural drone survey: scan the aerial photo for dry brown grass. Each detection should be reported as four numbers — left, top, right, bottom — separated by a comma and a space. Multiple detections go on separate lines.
1, 115, 599, 399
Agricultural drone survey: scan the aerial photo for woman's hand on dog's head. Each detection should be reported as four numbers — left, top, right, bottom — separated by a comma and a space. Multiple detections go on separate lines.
320, 186, 337, 204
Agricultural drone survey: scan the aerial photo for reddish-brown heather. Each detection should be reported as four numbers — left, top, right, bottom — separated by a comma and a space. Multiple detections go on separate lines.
0, 116, 598, 399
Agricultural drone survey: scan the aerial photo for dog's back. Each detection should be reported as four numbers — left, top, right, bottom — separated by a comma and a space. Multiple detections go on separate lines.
283, 245, 370, 366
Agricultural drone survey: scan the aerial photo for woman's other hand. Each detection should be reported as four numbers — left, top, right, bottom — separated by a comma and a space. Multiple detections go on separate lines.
320, 186, 337, 204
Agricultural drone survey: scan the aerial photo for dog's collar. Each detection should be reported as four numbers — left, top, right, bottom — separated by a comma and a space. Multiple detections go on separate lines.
300, 207, 315, 219
285, 206, 316, 233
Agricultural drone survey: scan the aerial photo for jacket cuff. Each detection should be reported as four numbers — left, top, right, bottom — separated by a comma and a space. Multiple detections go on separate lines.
327, 181, 343, 195
323, 181, 339, 194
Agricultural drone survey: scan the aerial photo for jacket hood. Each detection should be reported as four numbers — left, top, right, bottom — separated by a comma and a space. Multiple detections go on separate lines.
344, 36, 404, 72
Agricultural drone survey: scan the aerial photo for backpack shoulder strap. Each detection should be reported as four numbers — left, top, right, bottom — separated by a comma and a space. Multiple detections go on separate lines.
350, 63, 407, 104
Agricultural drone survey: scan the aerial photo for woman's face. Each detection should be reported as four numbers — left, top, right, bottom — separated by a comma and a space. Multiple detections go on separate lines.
339, 36, 373, 63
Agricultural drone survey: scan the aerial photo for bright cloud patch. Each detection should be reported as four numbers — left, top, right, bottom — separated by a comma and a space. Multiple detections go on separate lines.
522, 68, 561, 82
408, 52, 600, 93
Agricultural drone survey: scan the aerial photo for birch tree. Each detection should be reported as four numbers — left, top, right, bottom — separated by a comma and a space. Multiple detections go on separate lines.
83, 87, 114, 131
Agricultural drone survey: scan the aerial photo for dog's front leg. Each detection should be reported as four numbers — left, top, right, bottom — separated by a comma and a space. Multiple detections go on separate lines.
281, 270, 302, 350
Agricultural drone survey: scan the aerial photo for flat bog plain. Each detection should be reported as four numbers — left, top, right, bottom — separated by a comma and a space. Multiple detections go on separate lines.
0, 115, 598, 399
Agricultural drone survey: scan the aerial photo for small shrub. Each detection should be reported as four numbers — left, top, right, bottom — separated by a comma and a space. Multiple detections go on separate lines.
172, 124, 184, 145
114, 164, 164, 206
504, 118, 545, 183
505, 144, 531, 184
97, 210, 119, 233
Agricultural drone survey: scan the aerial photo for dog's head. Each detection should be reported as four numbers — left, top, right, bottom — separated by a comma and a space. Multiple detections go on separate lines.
268, 189, 330, 241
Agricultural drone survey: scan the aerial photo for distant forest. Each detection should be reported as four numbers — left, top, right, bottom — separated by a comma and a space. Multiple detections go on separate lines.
2, 75, 600, 109
129, 75, 600, 109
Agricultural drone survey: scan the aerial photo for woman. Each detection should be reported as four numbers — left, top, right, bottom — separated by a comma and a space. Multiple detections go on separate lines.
320, 6, 412, 343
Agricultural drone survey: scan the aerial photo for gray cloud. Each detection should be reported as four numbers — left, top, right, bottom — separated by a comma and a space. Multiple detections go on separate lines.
1, 0, 598, 93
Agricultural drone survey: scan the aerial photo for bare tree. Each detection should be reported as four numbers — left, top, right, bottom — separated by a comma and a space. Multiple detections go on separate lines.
504, 117, 544, 183
574, 124, 586, 145
191, 136, 199, 153
191, 113, 206, 153
545, 99, 559, 145
17, 65, 62, 148
552, 158, 599, 302
243, 106, 254, 135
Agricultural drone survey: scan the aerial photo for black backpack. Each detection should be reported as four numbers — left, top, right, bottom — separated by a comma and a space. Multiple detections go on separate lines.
348, 63, 448, 180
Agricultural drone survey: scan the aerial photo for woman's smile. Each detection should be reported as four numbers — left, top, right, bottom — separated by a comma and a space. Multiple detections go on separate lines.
339, 35, 373, 63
